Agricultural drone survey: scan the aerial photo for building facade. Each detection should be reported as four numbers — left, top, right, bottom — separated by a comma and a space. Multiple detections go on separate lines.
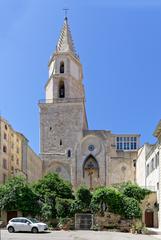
136, 120, 161, 228
39, 17, 140, 189
0, 116, 42, 183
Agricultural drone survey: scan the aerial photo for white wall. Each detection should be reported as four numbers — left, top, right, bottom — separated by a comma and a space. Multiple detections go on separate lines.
70, 60, 80, 80
146, 146, 160, 195
46, 79, 53, 100
136, 145, 146, 187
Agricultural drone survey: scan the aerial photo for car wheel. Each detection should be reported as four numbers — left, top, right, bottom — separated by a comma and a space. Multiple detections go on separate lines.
31, 227, 38, 233
8, 226, 15, 233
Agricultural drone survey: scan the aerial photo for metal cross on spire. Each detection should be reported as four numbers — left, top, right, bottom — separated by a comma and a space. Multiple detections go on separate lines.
63, 8, 69, 19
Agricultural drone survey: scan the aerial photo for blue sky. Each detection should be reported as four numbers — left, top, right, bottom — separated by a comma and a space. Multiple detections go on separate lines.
0, 0, 161, 153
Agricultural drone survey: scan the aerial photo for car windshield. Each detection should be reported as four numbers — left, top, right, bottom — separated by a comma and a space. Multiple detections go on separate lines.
28, 218, 39, 223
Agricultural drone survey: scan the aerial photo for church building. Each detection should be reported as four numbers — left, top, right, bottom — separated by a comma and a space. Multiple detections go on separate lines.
39, 17, 140, 189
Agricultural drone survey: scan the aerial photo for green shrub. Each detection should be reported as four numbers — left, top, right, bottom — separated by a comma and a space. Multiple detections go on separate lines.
0, 176, 39, 216
118, 182, 151, 202
91, 187, 123, 215
91, 186, 142, 219
76, 185, 92, 207
121, 196, 142, 219
56, 198, 73, 218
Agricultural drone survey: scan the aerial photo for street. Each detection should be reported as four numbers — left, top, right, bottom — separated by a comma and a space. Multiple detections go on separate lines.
0, 230, 159, 240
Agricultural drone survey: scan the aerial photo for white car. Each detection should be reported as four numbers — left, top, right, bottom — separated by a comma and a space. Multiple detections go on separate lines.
7, 217, 48, 233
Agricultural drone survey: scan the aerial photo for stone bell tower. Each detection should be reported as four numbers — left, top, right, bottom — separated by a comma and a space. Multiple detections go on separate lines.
39, 17, 88, 182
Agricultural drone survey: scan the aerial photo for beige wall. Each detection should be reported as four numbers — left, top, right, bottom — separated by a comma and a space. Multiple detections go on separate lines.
141, 192, 158, 228
26, 146, 42, 182
0, 116, 42, 184
73, 131, 138, 189
0, 117, 23, 184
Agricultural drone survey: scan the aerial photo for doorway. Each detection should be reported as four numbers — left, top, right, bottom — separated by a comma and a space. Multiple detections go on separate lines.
7, 211, 17, 223
145, 210, 154, 227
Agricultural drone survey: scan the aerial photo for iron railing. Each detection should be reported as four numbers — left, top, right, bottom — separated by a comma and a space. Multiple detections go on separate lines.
39, 98, 84, 104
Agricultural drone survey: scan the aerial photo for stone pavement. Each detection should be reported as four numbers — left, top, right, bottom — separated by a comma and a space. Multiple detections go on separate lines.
0, 230, 159, 240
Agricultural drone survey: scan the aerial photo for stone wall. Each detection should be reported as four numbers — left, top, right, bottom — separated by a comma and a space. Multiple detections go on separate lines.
140, 192, 158, 228
94, 213, 133, 232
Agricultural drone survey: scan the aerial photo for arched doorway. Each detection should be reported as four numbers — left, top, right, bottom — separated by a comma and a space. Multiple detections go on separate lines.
60, 61, 64, 73
145, 209, 154, 227
58, 80, 65, 98
83, 155, 99, 190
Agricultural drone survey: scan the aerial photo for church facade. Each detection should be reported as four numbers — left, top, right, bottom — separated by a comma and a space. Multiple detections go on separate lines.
39, 17, 140, 189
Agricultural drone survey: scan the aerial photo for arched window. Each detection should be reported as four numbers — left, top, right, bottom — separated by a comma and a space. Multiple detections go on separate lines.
67, 150, 71, 158
3, 145, 7, 153
83, 155, 99, 178
60, 139, 62, 145
59, 81, 65, 98
83, 155, 99, 190
60, 62, 64, 73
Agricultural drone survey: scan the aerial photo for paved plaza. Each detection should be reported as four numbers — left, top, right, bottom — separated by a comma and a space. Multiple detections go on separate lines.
0, 230, 160, 240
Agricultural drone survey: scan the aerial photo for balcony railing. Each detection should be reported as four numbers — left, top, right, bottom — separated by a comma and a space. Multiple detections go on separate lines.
39, 98, 84, 104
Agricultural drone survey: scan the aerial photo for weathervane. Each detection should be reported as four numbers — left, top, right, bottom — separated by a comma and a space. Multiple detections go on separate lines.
63, 8, 69, 19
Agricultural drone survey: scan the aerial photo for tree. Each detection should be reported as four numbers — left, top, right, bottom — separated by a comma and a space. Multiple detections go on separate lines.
122, 196, 142, 219
118, 182, 151, 203
90, 187, 122, 215
90, 186, 142, 219
33, 173, 74, 219
55, 198, 73, 218
69, 186, 92, 215
0, 176, 39, 216
76, 186, 92, 209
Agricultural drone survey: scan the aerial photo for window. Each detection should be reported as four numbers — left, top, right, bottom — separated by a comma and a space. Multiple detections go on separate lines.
60, 61, 64, 73
20, 219, 30, 223
11, 218, 22, 223
157, 182, 159, 190
11, 166, 14, 173
4, 132, 7, 140
3, 145, 7, 153
5, 124, 7, 130
59, 81, 65, 98
151, 158, 154, 171
67, 150, 71, 158
60, 139, 62, 146
88, 145, 95, 151
116, 136, 137, 151
3, 159, 7, 169
156, 152, 159, 167
16, 147, 19, 154
146, 164, 149, 176
133, 159, 136, 168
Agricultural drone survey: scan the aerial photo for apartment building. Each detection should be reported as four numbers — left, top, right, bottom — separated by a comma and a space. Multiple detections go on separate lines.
136, 120, 161, 228
0, 116, 42, 183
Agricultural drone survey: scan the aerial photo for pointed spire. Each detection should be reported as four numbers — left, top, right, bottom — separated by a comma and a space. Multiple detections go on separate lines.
56, 17, 79, 59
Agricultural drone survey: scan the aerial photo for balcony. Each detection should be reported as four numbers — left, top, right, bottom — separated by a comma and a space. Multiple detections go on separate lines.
39, 98, 84, 104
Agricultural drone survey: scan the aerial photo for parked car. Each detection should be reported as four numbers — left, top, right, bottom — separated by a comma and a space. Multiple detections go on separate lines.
7, 217, 48, 233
